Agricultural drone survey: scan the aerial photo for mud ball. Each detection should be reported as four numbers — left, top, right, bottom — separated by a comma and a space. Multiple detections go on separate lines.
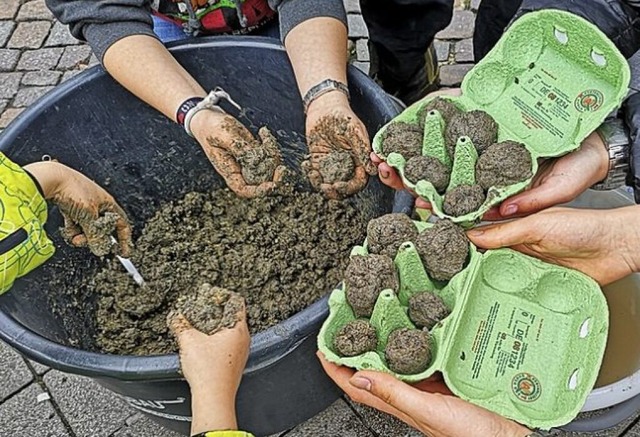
475, 141, 533, 190
445, 110, 498, 158
404, 155, 450, 193
417, 97, 461, 128
442, 184, 486, 217
382, 122, 424, 160
345, 254, 399, 317
319, 151, 355, 184
409, 292, 450, 330
334, 319, 378, 357
238, 146, 279, 185
367, 213, 419, 259
172, 283, 244, 335
415, 219, 469, 281
385, 328, 432, 374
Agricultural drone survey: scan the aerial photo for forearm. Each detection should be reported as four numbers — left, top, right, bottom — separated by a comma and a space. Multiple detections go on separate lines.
23, 161, 67, 200
103, 35, 206, 122
190, 389, 238, 435
284, 17, 348, 99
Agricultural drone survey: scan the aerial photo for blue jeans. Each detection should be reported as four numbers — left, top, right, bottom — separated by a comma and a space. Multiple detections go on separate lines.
152, 15, 281, 43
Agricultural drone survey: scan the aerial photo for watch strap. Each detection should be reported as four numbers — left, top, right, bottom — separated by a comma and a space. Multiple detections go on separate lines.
302, 79, 350, 114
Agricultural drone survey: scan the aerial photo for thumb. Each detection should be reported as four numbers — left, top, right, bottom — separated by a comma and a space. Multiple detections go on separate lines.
349, 371, 431, 418
466, 219, 532, 250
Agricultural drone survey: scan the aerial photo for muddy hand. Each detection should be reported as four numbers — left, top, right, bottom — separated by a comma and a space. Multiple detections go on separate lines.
304, 102, 375, 199
23, 161, 132, 257
192, 112, 286, 198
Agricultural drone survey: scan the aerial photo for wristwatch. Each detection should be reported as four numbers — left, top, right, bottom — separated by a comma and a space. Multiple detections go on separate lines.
591, 117, 630, 190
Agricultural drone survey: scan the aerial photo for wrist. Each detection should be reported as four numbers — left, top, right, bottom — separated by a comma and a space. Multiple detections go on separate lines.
22, 161, 68, 200
582, 133, 610, 184
305, 90, 350, 117
190, 110, 228, 144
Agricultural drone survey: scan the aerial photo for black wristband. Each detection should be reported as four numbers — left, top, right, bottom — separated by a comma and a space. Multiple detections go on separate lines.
176, 97, 204, 126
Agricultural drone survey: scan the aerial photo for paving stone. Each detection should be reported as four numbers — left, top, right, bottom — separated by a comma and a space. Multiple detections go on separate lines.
455, 38, 474, 63
0, 107, 24, 128
22, 70, 61, 86
471, 0, 481, 10
348, 401, 425, 436
13, 86, 54, 107
439, 63, 474, 86
434, 40, 450, 63
17, 0, 54, 21
0, 99, 8, 114
8, 21, 51, 49
0, 383, 70, 437
88, 53, 99, 67
344, 0, 361, 13
0, 341, 33, 401
27, 359, 51, 375
287, 399, 374, 436
553, 407, 639, 436
17, 47, 63, 70
57, 45, 92, 70
61, 69, 83, 83
352, 61, 370, 75
347, 14, 368, 38
0, 21, 15, 47
46, 21, 81, 47
44, 370, 133, 437
0, 49, 20, 71
112, 413, 183, 436
356, 39, 369, 62
0, 0, 21, 20
436, 10, 475, 40
0, 72, 22, 99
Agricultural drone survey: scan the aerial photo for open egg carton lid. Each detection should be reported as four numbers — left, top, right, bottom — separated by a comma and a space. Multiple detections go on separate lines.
318, 220, 608, 429
371, 10, 631, 225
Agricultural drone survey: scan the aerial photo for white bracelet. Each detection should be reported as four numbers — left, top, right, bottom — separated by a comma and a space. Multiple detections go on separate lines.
183, 87, 243, 138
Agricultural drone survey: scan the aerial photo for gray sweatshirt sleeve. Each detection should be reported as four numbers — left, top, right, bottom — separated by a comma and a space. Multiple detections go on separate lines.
269, 0, 347, 41
45, 0, 158, 63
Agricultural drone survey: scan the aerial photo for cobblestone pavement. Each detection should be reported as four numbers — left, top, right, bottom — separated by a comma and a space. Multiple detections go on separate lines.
1, 0, 639, 436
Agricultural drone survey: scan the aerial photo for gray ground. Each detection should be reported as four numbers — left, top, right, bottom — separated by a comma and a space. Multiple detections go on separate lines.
1, 0, 639, 435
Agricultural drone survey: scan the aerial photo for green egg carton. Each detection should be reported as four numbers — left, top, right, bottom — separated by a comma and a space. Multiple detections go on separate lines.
371, 9, 630, 225
318, 223, 608, 429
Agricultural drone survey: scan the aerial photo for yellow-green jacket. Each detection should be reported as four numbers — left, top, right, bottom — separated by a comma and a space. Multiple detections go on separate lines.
0, 152, 55, 294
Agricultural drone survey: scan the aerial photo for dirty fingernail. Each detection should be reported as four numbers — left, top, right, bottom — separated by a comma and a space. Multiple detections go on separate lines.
503, 204, 518, 216
350, 376, 372, 391
380, 170, 390, 179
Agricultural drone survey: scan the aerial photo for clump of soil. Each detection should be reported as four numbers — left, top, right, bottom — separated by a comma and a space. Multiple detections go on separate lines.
442, 184, 486, 217
409, 292, 450, 330
366, 213, 418, 259
445, 110, 498, 157
319, 151, 355, 184
382, 122, 424, 159
417, 97, 461, 127
334, 319, 378, 357
385, 328, 431, 374
87, 184, 373, 355
170, 284, 244, 335
237, 127, 281, 185
415, 220, 469, 281
475, 141, 533, 190
60, 211, 118, 257
404, 155, 450, 193
345, 254, 399, 318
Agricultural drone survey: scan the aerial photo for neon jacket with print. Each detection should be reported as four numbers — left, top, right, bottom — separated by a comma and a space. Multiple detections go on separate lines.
0, 153, 55, 294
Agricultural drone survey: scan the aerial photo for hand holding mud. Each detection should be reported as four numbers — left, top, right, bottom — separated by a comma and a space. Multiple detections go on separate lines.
191, 110, 287, 198
303, 93, 377, 199
24, 161, 132, 257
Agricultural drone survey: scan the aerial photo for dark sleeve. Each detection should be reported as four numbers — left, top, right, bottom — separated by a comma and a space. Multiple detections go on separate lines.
45, 0, 159, 63
269, 0, 347, 41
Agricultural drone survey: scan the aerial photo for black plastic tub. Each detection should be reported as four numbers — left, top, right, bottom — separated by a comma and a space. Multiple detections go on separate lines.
0, 37, 400, 436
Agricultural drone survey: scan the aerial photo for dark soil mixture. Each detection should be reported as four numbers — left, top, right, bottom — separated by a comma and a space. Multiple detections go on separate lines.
83, 184, 372, 355
404, 155, 450, 193
445, 110, 498, 158
415, 220, 469, 281
334, 319, 378, 357
319, 151, 355, 184
417, 97, 461, 128
385, 328, 431, 374
344, 254, 399, 318
475, 141, 533, 190
442, 184, 486, 217
382, 122, 424, 160
408, 292, 450, 330
59, 211, 119, 257
366, 213, 418, 259
170, 284, 244, 335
